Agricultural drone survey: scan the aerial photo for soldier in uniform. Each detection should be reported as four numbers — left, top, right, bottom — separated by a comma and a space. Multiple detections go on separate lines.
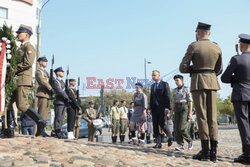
35, 57, 52, 122
110, 99, 120, 144
53, 67, 69, 139
221, 34, 250, 165
172, 75, 193, 151
179, 22, 222, 162
67, 79, 81, 139
83, 101, 101, 141
119, 100, 129, 144
6, 24, 47, 137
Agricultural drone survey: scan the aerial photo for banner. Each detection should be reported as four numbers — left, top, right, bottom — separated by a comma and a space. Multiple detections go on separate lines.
0, 41, 7, 112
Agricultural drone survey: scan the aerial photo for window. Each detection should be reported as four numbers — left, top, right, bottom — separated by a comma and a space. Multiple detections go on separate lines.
0, 7, 8, 19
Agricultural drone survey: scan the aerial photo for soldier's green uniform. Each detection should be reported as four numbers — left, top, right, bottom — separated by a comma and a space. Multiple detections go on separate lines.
83, 107, 100, 141
35, 57, 52, 121
179, 22, 222, 161
173, 83, 193, 147
7, 25, 47, 137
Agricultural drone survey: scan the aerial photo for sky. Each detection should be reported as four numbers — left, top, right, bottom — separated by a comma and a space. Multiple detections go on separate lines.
40, 0, 250, 98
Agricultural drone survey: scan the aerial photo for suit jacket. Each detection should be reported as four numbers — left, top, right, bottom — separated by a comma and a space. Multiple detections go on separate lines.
53, 78, 69, 105
35, 67, 52, 99
16, 42, 36, 86
221, 51, 250, 102
179, 39, 222, 92
150, 80, 171, 112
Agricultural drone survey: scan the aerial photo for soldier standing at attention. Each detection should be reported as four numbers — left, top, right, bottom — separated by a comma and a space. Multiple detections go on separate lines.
35, 57, 52, 122
6, 24, 47, 137
180, 22, 222, 162
110, 99, 120, 144
53, 67, 69, 139
172, 75, 193, 151
83, 101, 100, 141
119, 100, 129, 144
67, 79, 81, 139
221, 34, 250, 165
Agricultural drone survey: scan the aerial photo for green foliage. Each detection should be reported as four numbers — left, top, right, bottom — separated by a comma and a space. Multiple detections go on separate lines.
220, 95, 234, 116
0, 24, 22, 107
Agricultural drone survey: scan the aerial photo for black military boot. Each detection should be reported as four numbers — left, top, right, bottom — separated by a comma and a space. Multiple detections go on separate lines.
25, 108, 46, 137
168, 138, 173, 147
234, 145, 250, 164
153, 136, 162, 148
193, 140, 210, 161
114, 136, 117, 143
55, 129, 62, 139
210, 140, 218, 162
4, 110, 16, 138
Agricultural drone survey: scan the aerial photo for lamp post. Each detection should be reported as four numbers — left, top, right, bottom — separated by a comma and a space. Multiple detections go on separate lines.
34, 0, 51, 110
144, 58, 151, 96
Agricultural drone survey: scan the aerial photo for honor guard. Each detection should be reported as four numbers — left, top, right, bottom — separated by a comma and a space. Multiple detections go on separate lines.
180, 22, 222, 162
6, 24, 47, 138
83, 101, 101, 141
221, 34, 250, 165
53, 67, 69, 138
35, 57, 52, 122
67, 79, 81, 139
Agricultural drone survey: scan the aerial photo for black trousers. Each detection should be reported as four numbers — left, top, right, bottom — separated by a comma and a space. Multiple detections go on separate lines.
233, 101, 250, 146
67, 107, 77, 132
54, 105, 66, 130
152, 109, 169, 140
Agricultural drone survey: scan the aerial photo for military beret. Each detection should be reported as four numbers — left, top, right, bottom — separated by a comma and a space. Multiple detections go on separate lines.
16, 24, 33, 36
69, 78, 76, 82
135, 82, 143, 88
54, 67, 64, 73
89, 101, 95, 105
37, 56, 48, 62
239, 34, 250, 44
173, 74, 184, 80
196, 22, 211, 32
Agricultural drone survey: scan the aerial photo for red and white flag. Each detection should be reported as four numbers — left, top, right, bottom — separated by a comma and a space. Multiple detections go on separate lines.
0, 41, 7, 112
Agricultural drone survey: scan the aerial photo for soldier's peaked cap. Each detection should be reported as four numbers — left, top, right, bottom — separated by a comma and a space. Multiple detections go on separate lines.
89, 101, 95, 105
37, 56, 48, 62
16, 24, 33, 36
69, 78, 76, 82
196, 22, 211, 32
173, 74, 184, 80
239, 34, 250, 44
54, 67, 64, 73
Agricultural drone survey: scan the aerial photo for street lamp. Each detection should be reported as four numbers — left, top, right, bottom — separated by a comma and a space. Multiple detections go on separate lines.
144, 58, 151, 96
34, 0, 51, 110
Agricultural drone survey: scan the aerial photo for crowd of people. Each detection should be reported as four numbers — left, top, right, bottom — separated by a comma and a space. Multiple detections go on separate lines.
1, 21, 250, 165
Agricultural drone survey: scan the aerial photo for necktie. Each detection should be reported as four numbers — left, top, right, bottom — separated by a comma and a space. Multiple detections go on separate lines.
154, 83, 158, 93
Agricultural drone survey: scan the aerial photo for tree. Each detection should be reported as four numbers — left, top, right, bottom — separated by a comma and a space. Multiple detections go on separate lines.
220, 95, 234, 116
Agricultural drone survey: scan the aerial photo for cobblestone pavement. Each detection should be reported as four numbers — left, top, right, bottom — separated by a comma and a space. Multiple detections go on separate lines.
0, 125, 249, 167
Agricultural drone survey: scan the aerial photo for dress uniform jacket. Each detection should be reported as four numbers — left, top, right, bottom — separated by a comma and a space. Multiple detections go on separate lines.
16, 42, 36, 86
53, 78, 69, 105
179, 39, 222, 91
35, 67, 52, 99
221, 51, 250, 102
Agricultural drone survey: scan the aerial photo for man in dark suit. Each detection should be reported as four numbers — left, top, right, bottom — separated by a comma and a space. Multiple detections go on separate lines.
221, 34, 250, 165
150, 70, 172, 148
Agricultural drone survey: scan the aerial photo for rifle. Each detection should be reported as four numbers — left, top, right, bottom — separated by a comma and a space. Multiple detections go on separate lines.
49, 55, 55, 99
65, 65, 70, 95
235, 38, 239, 55
74, 77, 81, 139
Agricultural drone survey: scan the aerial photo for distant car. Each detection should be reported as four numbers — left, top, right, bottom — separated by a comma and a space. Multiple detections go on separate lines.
61, 119, 103, 138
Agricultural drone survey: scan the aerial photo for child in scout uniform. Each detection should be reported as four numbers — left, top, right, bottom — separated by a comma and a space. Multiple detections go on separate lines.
119, 100, 129, 144
83, 101, 100, 141
145, 109, 153, 144
110, 99, 120, 144
172, 75, 193, 152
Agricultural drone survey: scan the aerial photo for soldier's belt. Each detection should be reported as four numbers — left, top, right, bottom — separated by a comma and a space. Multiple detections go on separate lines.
175, 101, 187, 104
120, 118, 128, 120
191, 70, 215, 73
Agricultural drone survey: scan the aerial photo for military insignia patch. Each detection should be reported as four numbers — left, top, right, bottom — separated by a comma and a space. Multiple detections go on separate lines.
28, 50, 32, 55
